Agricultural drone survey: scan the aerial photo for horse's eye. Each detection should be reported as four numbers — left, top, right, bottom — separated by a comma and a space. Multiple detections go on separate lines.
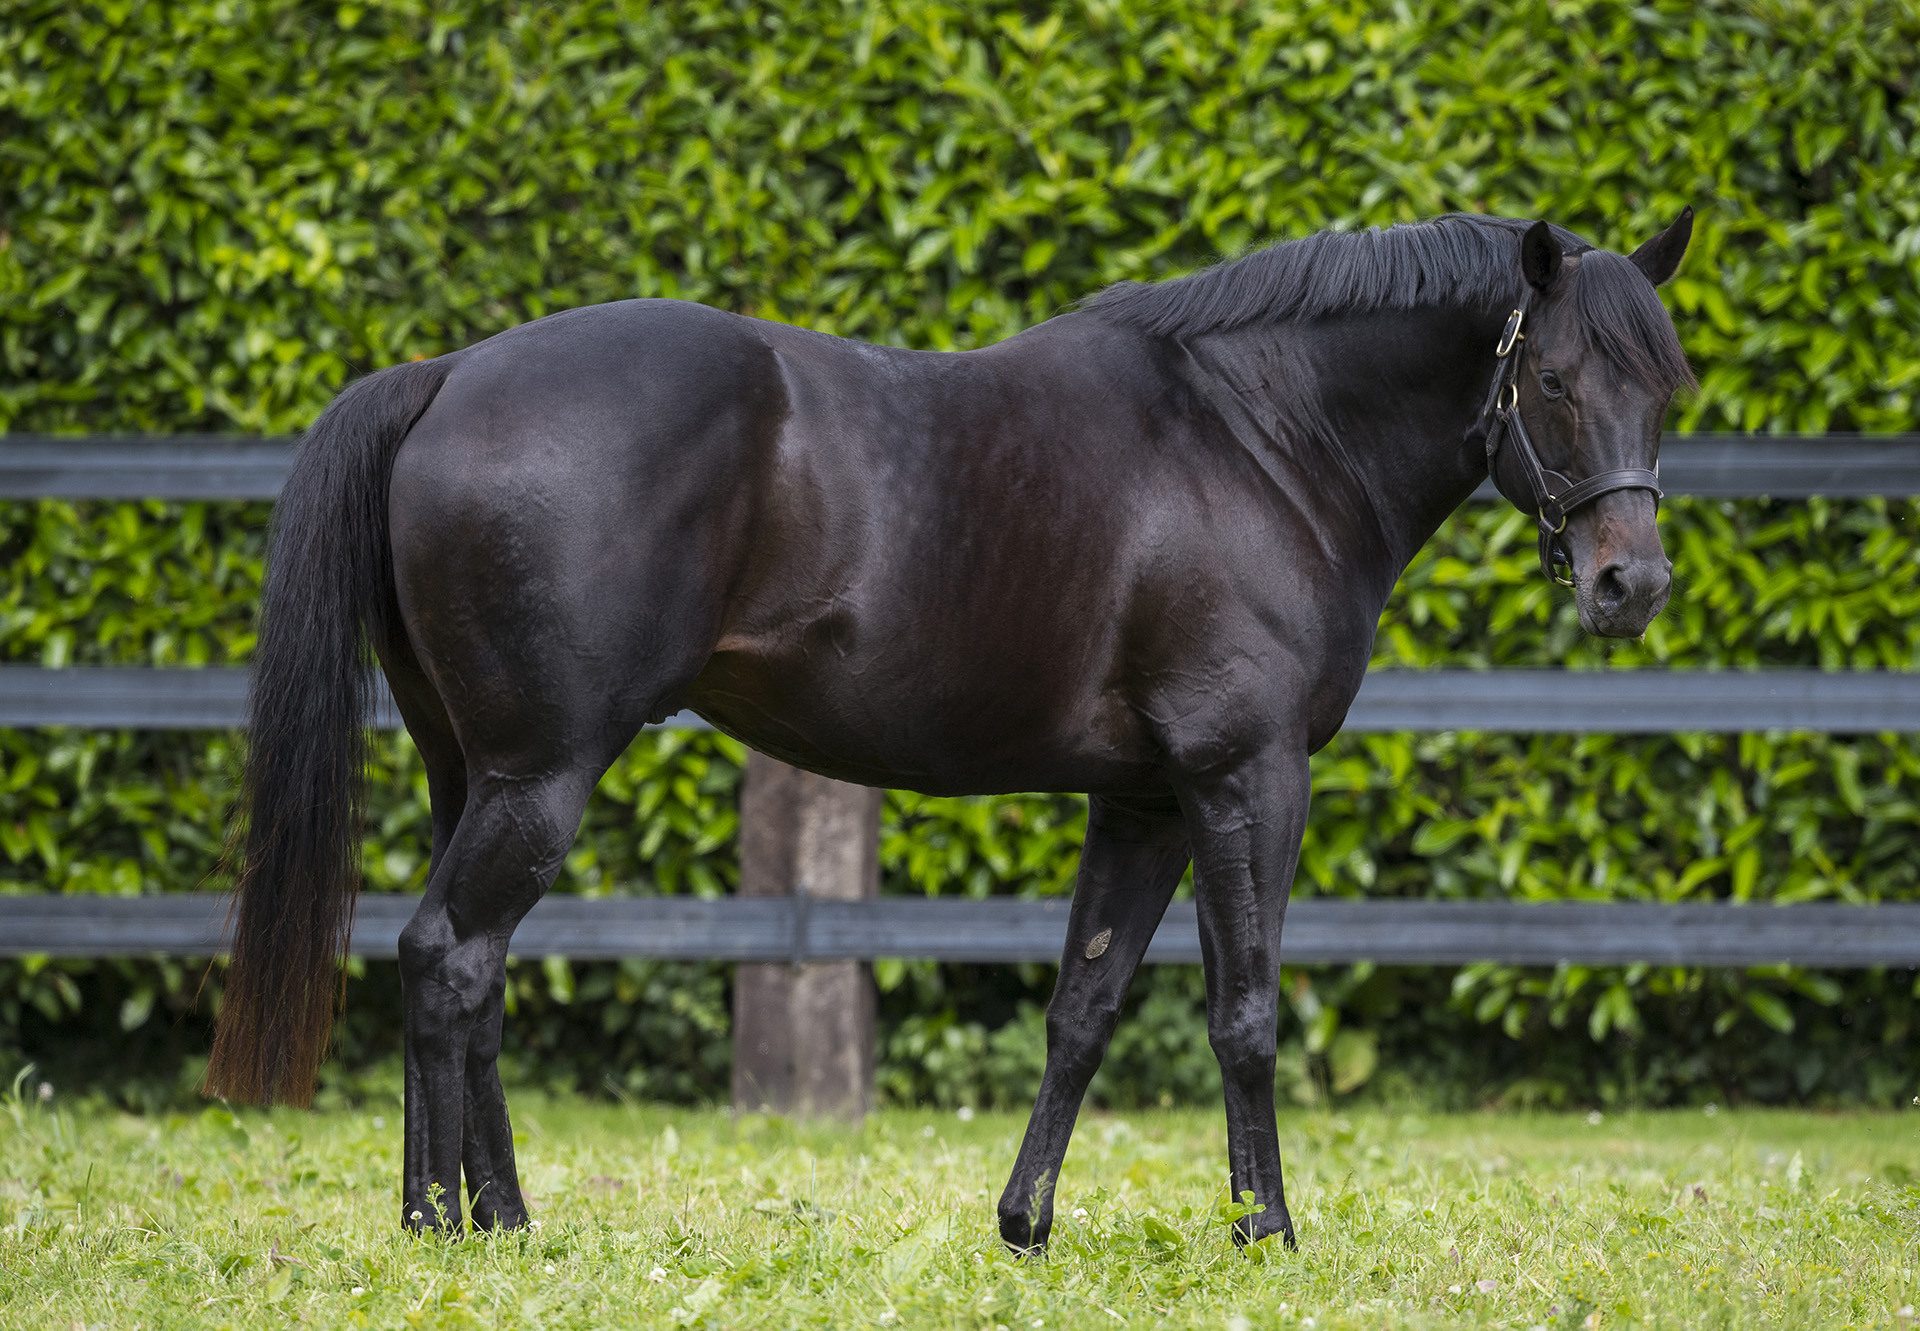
1539, 370, 1566, 399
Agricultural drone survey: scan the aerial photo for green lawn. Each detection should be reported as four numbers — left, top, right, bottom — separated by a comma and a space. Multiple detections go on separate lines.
1, 1092, 1915, 1328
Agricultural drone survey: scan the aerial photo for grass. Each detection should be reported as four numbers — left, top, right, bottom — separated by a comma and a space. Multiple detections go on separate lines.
1, 1089, 1916, 1329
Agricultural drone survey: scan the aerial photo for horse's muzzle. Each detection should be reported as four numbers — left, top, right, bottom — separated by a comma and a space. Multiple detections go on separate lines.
1580, 556, 1672, 637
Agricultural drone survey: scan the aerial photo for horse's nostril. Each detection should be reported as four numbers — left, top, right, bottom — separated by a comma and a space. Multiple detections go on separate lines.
1593, 563, 1629, 608
1591, 560, 1670, 613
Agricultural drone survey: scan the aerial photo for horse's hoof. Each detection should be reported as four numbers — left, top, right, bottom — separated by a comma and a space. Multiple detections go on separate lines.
997, 1209, 1050, 1257
470, 1198, 532, 1233
1232, 1209, 1296, 1250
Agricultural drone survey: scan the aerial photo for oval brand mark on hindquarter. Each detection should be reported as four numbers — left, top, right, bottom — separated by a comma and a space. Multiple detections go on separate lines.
1084, 928, 1113, 960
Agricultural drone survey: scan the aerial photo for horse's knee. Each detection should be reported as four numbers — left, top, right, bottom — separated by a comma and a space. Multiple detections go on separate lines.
1045, 996, 1120, 1082
1207, 1006, 1278, 1088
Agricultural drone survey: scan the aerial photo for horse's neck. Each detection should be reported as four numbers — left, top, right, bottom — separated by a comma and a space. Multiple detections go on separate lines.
1189, 305, 1501, 579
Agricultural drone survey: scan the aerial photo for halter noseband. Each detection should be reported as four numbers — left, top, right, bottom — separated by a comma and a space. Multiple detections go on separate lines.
1475, 297, 1663, 586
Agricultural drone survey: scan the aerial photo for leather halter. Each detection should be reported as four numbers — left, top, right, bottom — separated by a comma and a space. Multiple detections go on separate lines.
1475, 297, 1663, 586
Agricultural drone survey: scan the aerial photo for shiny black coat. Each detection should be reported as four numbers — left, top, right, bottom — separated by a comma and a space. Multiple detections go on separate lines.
205, 211, 1695, 1248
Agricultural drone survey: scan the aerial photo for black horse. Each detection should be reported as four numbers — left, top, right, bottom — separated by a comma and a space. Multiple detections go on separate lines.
205, 209, 1694, 1248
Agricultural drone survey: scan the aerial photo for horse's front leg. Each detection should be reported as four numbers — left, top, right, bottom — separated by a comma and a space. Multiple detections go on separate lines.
1178, 746, 1310, 1247
997, 796, 1189, 1252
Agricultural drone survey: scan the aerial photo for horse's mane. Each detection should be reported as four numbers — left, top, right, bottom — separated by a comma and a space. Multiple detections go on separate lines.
1086, 213, 1694, 393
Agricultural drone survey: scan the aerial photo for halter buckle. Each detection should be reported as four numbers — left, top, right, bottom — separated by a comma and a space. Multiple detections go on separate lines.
1541, 525, 1576, 587
1497, 381, 1518, 412
1495, 308, 1525, 358
1539, 494, 1567, 534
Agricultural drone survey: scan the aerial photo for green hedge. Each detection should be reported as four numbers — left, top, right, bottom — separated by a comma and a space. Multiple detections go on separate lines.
3, 0, 1918, 1109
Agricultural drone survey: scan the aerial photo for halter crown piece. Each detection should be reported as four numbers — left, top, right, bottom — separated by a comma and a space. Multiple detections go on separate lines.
1474, 296, 1663, 586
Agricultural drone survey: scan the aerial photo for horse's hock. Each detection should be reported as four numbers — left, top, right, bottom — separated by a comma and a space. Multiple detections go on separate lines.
730, 751, 882, 1118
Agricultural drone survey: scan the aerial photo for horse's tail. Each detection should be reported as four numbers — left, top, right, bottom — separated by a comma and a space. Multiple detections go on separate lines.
204, 356, 454, 1107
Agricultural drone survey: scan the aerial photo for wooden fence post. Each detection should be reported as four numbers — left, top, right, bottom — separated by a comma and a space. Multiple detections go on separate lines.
731, 752, 882, 1118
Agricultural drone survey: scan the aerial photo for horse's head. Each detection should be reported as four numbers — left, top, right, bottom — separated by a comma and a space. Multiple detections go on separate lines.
1487, 210, 1695, 638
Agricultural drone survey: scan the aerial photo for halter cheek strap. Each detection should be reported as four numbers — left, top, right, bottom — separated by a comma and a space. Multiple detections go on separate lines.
1476, 299, 1663, 586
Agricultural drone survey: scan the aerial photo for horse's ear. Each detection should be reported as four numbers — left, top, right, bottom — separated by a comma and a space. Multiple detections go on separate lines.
1628, 206, 1694, 286
1520, 220, 1562, 293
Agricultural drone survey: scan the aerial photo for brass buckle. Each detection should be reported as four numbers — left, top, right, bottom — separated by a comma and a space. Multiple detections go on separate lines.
1498, 381, 1519, 412
1495, 308, 1525, 357
1541, 497, 1573, 585
1544, 526, 1575, 587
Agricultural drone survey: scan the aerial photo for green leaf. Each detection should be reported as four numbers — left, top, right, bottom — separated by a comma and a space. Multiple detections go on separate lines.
1745, 990, 1795, 1034
1328, 1029, 1379, 1095
1139, 1215, 1184, 1248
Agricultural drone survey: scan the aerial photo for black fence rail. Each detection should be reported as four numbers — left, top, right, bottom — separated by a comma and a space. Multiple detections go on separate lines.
5, 895, 1918, 968
3, 665, 1917, 734
6, 434, 1919, 500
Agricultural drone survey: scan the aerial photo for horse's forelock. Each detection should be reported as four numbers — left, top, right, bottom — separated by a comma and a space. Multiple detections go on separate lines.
1566, 250, 1697, 396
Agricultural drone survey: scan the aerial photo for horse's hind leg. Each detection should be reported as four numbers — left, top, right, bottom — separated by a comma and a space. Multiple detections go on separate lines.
458, 909, 527, 1230
383, 325, 768, 1231
373, 640, 499, 1231
997, 796, 1189, 1252
383, 541, 678, 1234
397, 754, 613, 1233
387, 540, 719, 1233
377, 641, 530, 1231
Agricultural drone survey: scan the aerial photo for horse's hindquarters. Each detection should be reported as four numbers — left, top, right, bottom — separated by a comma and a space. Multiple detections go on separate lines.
385, 300, 786, 768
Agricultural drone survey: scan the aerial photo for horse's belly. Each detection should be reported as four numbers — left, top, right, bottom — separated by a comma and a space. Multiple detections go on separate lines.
683, 645, 1163, 798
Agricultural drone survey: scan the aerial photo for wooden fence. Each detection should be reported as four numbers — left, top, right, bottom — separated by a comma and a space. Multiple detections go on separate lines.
4, 434, 1919, 1112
